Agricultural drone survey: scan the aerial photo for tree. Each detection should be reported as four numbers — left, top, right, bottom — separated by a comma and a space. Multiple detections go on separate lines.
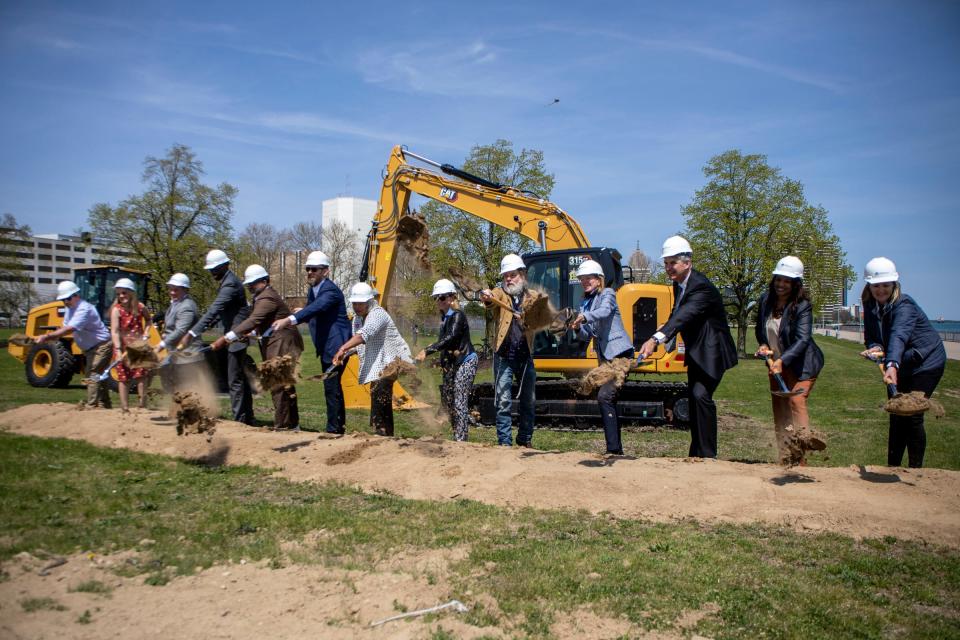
87, 144, 237, 308
237, 223, 288, 275
287, 221, 324, 254
681, 150, 853, 355
421, 140, 555, 341
320, 219, 363, 292
0, 213, 34, 324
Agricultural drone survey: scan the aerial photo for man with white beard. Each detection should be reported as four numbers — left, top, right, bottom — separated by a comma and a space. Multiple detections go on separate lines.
479, 254, 548, 448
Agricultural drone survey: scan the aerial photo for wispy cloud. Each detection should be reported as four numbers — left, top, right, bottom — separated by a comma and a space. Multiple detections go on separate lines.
356, 39, 543, 99
540, 24, 850, 94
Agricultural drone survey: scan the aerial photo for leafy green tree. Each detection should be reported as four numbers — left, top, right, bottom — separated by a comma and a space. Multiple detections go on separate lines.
87, 144, 238, 309
681, 150, 853, 355
421, 140, 555, 341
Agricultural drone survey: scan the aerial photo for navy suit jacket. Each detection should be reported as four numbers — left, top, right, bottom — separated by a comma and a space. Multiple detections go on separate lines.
864, 294, 946, 375
293, 279, 352, 361
658, 269, 738, 380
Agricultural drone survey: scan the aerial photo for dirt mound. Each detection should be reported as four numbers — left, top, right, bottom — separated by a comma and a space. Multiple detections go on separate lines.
2, 403, 959, 548
326, 437, 383, 465
171, 391, 217, 437
256, 354, 300, 392
124, 339, 159, 369
577, 358, 633, 396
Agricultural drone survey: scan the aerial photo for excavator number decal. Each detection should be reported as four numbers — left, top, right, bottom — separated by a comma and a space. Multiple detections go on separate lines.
439, 187, 458, 202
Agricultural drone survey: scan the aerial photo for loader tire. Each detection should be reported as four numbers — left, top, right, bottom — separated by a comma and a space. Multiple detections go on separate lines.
25, 341, 76, 388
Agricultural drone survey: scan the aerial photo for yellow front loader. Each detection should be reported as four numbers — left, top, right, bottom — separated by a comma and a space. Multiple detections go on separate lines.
9, 266, 161, 388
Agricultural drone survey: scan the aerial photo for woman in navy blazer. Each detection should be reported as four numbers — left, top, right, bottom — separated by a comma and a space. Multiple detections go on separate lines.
571, 260, 635, 456
754, 256, 824, 462
860, 257, 946, 468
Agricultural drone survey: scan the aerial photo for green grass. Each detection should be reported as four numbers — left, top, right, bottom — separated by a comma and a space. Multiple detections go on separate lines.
2, 328, 958, 468
20, 596, 67, 612
0, 433, 957, 638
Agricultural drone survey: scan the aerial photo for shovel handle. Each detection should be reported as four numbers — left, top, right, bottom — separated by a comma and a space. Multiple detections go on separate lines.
763, 355, 792, 394
875, 361, 899, 397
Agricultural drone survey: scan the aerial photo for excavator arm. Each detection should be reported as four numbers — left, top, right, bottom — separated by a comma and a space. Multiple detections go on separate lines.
362, 145, 591, 300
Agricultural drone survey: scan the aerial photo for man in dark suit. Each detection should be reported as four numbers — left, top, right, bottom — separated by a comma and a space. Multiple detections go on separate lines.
179, 249, 254, 425
272, 250, 352, 434
638, 236, 738, 458
214, 265, 304, 430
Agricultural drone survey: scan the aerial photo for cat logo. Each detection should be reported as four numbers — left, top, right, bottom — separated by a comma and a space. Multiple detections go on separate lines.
439, 187, 458, 203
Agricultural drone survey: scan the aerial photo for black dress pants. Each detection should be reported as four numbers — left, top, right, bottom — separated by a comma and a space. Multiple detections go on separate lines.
888, 366, 944, 468
687, 359, 721, 458
227, 348, 254, 425
321, 359, 347, 434
370, 378, 395, 436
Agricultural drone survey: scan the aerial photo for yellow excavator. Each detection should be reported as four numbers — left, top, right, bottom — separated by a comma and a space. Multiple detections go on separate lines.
10, 266, 162, 389
341, 145, 690, 428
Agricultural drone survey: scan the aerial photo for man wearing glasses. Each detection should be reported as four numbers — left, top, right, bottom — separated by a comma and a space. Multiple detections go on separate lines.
272, 251, 352, 434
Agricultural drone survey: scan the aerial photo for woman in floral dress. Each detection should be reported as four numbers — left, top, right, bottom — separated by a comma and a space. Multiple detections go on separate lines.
110, 278, 154, 411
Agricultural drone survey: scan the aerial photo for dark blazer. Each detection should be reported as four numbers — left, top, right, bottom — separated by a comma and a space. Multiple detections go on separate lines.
864, 294, 946, 375
189, 269, 247, 352
292, 278, 352, 362
754, 293, 824, 380
424, 308, 475, 370
658, 269, 738, 380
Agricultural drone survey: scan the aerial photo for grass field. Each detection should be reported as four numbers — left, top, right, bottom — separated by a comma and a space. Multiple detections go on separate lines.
2, 328, 959, 637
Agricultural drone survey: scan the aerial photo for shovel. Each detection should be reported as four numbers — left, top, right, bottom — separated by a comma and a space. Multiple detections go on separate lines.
96, 359, 122, 382
762, 355, 804, 397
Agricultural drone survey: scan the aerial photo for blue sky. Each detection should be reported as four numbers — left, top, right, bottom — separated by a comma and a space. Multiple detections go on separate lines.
2, 1, 958, 317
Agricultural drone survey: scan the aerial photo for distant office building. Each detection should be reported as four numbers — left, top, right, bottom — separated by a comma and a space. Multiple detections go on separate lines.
4, 232, 133, 302
322, 197, 376, 236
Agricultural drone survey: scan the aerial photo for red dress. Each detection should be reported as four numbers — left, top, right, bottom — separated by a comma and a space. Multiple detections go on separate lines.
114, 302, 148, 382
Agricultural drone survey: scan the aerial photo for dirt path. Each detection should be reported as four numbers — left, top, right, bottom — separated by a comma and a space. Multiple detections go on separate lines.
2, 403, 959, 548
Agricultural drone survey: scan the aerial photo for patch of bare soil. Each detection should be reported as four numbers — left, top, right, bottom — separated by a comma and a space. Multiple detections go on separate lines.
0, 550, 503, 640
1, 403, 959, 549
779, 425, 828, 467
326, 437, 383, 465
885, 391, 946, 418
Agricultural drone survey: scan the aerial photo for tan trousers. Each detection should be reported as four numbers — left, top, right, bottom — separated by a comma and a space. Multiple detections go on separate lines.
769, 368, 816, 455
84, 340, 113, 408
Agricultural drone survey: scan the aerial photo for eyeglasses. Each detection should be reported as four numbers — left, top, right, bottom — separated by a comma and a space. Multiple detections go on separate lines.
305, 266, 326, 273
433, 294, 451, 301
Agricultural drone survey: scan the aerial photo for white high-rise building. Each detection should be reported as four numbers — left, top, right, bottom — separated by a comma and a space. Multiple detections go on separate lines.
321, 197, 377, 236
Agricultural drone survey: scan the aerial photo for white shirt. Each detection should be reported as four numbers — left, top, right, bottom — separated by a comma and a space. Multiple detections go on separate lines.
653, 269, 693, 344
352, 303, 413, 384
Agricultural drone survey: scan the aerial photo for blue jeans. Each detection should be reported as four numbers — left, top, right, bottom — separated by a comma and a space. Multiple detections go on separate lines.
493, 354, 536, 446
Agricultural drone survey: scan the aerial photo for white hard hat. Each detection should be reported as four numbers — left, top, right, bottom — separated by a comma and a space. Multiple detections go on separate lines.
772, 256, 804, 279
305, 250, 331, 268
56, 280, 80, 300
243, 264, 270, 285
432, 279, 457, 297
661, 235, 692, 259
166, 273, 191, 288
864, 257, 899, 284
114, 278, 136, 291
204, 249, 230, 270
499, 253, 526, 275
575, 259, 604, 278
348, 282, 377, 303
